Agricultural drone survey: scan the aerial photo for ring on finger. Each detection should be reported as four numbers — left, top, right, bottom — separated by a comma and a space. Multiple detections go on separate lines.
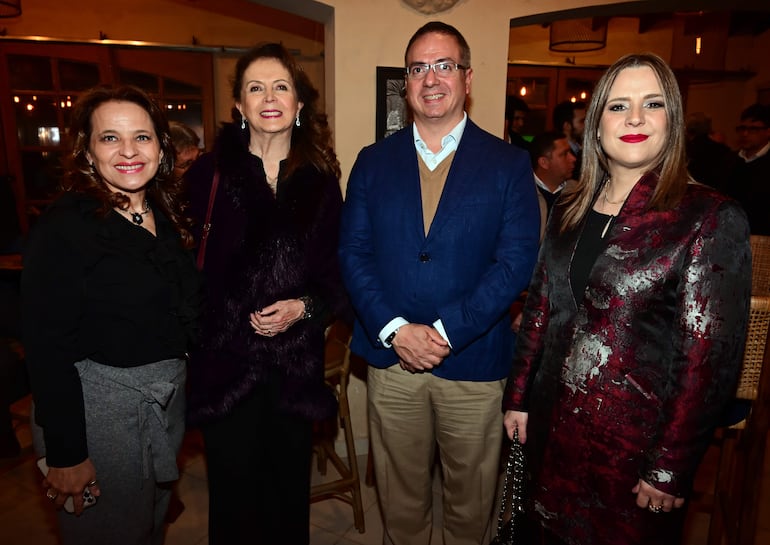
648, 503, 663, 514
87, 479, 97, 487
46, 489, 59, 501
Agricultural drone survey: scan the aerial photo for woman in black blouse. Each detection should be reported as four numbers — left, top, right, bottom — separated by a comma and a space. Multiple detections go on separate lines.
22, 85, 200, 545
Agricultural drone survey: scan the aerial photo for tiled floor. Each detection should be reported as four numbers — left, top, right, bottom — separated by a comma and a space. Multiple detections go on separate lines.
2, 395, 769, 545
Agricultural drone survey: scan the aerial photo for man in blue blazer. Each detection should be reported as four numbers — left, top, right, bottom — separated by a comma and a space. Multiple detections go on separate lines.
339, 22, 540, 545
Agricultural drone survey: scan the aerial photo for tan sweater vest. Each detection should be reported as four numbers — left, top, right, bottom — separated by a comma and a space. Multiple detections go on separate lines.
418, 150, 456, 236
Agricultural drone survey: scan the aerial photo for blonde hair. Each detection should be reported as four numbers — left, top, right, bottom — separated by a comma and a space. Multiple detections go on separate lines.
559, 53, 689, 233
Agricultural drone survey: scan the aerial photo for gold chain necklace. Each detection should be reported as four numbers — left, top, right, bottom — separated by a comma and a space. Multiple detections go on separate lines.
603, 179, 632, 206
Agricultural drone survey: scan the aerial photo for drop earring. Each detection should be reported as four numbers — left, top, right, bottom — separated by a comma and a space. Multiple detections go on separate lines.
241, 115, 247, 130
295, 113, 301, 127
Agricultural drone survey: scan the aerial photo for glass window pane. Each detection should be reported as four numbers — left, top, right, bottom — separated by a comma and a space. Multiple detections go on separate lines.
59, 60, 101, 91
14, 94, 63, 147
9, 55, 53, 90
118, 69, 159, 93
507, 75, 550, 138
21, 150, 64, 201
164, 101, 205, 149
561, 77, 595, 104
164, 78, 202, 96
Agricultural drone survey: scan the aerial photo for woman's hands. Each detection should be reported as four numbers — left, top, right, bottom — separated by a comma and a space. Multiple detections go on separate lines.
249, 298, 306, 337
503, 410, 528, 443
632, 479, 685, 514
43, 458, 100, 516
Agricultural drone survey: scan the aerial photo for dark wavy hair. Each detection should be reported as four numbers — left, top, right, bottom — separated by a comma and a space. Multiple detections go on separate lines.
231, 43, 340, 180
559, 53, 689, 233
61, 85, 194, 248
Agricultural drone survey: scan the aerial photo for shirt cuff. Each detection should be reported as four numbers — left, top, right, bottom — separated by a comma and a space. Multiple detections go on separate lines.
379, 317, 409, 348
432, 319, 452, 348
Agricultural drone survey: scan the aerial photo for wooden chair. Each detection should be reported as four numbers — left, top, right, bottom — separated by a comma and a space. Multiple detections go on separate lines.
750, 235, 770, 296
310, 320, 365, 533
703, 295, 770, 545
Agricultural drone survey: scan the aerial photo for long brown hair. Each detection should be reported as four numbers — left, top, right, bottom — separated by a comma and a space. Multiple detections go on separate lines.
61, 85, 194, 248
231, 43, 340, 180
559, 53, 689, 233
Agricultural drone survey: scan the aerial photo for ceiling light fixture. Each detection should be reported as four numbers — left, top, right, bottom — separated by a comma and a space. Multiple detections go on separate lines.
549, 18, 608, 53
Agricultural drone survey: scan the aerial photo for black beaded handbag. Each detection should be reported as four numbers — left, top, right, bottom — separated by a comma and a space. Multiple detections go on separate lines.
490, 428, 526, 545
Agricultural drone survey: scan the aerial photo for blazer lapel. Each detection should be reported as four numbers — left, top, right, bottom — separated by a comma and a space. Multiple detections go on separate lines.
391, 128, 429, 242
425, 121, 482, 239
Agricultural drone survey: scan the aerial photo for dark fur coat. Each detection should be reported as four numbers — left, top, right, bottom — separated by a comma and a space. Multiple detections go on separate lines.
185, 123, 346, 425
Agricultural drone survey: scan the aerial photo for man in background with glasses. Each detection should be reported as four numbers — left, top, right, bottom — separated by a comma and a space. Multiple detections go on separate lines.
728, 103, 770, 234
339, 21, 540, 545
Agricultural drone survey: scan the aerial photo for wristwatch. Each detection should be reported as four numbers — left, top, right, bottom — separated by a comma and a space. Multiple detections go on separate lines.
299, 296, 313, 320
384, 327, 400, 346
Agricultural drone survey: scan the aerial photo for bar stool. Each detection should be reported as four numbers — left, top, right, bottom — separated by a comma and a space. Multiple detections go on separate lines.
310, 320, 365, 533
691, 295, 770, 545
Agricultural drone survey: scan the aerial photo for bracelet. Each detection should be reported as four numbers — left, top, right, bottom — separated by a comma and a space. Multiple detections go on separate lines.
299, 295, 313, 320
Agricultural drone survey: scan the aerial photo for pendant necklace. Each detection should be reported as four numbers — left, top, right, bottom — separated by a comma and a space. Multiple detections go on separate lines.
600, 179, 631, 238
126, 199, 151, 225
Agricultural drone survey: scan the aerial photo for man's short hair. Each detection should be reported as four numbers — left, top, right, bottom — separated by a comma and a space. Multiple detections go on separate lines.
169, 121, 200, 151
404, 21, 471, 67
505, 96, 529, 123
740, 103, 770, 127
529, 131, 567, 170
686, 112, 713, 137
553, 101, 586, 132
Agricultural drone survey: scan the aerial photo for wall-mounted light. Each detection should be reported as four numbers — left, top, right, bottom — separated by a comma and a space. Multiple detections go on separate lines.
695, 36, 702, 55
519, 86, 527, 97
0, 0, 21, 18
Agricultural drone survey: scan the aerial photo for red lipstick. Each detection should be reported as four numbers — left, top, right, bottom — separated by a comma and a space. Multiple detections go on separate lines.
620, 134, 648, 143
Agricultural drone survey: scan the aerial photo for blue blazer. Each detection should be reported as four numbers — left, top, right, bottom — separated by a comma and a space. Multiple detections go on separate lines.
338, 119, 540, 381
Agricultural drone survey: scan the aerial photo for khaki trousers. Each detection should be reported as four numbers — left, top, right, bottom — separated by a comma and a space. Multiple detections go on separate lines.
368, 364, 505, 545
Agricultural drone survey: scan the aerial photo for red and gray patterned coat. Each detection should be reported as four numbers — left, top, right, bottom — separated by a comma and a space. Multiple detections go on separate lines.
503, 172, 751, 545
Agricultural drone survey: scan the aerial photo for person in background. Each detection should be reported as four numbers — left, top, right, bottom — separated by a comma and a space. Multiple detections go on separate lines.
553, 100, 586, 180
529, 130, 576, 216
169, 121, 201, 179
0, 273, 24, 459
185, 43, 348, 545
725, 103, 770, 235
503, 53, 751, 545
339, 21, 540, 545
0, 175, 24, 460
505, 95, 531, 151
684, 112, 731, 191
22, 85, 201, 544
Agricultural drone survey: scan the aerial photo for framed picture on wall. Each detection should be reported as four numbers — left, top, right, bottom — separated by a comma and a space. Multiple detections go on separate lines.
376, 66, 409, 140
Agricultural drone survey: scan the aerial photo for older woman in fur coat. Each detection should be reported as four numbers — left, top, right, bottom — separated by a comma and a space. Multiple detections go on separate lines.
185, 44, 348, 545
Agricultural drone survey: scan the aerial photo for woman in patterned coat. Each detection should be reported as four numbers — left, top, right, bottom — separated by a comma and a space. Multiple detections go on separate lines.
502, 53, 751, 545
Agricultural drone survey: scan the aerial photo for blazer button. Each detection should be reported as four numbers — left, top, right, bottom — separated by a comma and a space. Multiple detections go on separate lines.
419, 252, 431, 262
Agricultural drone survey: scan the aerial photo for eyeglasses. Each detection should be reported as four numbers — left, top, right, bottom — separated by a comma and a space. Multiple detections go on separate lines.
405, 62, 468, 79
735, 125, 768, 133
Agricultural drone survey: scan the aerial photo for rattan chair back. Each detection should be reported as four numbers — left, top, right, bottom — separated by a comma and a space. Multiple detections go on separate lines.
750, 235, 770, 296
734, 295, 770, 401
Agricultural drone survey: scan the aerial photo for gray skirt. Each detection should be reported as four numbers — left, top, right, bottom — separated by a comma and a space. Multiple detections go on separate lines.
32, 358, 186, 545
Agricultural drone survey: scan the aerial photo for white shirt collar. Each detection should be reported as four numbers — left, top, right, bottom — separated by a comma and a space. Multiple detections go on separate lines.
739, 141, 770, 163
534, 173, 567, 194
413, 113, 467, 171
